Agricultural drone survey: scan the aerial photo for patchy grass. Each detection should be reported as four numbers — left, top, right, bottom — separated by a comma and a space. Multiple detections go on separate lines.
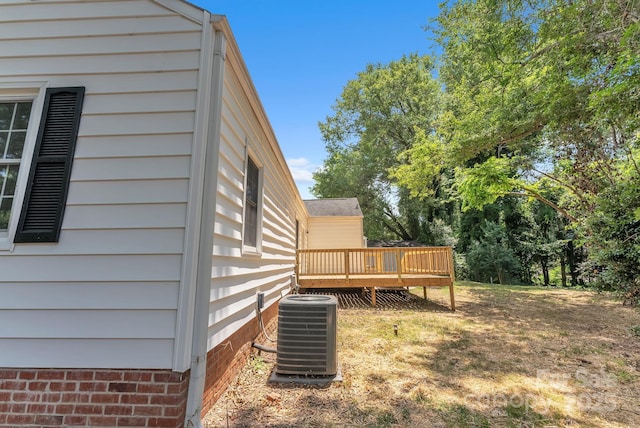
204, 282, 640, 427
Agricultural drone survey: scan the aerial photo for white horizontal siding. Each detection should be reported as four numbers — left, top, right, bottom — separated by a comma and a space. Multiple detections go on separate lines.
0, 33, 201, 57
71, 157, 191, 181
2, 52, 200, 77
210, 268, 293, 300
0, 255, 183, 282
207, 306, 254, 352
67, 179, 189, 204
75, 134, 193, 158
18, 71, 200, 94
0, 0, 202, 369
0, 339, 174, 369
0, 310, 176, 339
217, 147, 245, 189
82, 91, 197, 115
211, 235, 243, 258
10, 229, 185, 255
211, 261, 294, 283
0, 0, 176, 21
3, 282, 179, 310
215, 171, 244, 209
79, 112, 196, 136
0, 16, 200, 40
63, 204, 187, 229
206, 56, 306, 350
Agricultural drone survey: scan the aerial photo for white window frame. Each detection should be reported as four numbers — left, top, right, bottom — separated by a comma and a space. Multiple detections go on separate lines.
242, 147, 263, 256
0, 82, 48, 251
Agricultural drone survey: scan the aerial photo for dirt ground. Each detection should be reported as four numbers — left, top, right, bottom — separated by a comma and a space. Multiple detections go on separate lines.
203, 283, 640, 427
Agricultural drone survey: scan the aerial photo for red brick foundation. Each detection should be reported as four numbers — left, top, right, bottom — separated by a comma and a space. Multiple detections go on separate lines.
0, 368, 189, 427
0, 306, 278, 427
201, 301, 278, 415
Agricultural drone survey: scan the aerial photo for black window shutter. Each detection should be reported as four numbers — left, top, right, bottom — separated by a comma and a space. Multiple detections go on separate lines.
14, 87, 85, 243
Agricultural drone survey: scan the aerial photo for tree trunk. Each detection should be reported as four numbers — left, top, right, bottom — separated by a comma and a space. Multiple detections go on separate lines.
567, 240, 578, 287
541, 256, 549, 286
381, 212, 414, 241
560, 252, 567, 287
576, 245, 586, 286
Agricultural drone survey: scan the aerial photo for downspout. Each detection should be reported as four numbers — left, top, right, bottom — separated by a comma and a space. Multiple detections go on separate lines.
185, 14, 227, 428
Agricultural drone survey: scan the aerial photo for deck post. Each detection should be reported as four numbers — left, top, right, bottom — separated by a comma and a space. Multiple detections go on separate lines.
423, 286, 427, 301
370, 287, 376, 306
344, 249, 350, 281
396, 249, 402, 283
449, 283, 456, 311
447, 246, 456, 311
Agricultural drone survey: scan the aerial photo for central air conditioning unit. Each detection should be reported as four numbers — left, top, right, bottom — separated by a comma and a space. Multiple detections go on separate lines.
276, 294, 338, 376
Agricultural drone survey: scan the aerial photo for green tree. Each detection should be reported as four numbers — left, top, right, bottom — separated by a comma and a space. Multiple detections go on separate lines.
313, 54, 442, 240
583, 169, 640, 304
520, 194, 570, 286
390, 0, 639, 301
466, 221, 521, 284
394, 0, 638, 218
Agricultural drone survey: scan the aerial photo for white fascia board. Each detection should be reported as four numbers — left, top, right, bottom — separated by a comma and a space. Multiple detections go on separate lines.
153, 0, 205, 24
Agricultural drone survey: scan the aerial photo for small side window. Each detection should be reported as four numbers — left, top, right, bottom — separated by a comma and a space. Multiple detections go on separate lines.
243, 154, 262, 253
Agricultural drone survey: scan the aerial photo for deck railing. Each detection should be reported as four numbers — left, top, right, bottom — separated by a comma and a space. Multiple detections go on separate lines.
296, 247, 454, 280
295, 247, 456, 310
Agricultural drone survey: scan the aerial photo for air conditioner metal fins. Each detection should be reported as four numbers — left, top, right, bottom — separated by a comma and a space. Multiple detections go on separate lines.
276, 295, 338, 376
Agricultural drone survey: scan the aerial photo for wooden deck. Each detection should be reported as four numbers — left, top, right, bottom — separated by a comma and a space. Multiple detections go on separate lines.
296, 247, 455, 310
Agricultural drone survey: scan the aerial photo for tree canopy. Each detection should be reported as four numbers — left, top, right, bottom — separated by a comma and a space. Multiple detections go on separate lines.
399, 0, 639, 216
313, 0, 640, 303
313, 54, 443, 240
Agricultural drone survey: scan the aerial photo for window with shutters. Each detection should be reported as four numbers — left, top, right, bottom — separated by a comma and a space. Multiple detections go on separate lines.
243, 154, 263, 254
0, 84, 84, 249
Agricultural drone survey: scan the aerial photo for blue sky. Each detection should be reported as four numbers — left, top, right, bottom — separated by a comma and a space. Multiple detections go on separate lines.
194, 1, 441, 199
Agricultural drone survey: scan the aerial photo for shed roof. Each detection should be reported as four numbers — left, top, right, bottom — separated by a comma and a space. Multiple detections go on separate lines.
304, 198, 363, 217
